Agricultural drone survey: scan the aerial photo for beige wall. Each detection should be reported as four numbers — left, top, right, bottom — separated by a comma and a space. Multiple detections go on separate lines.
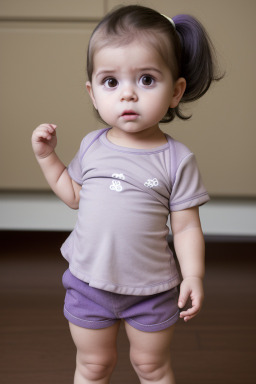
0, 0, 255, 196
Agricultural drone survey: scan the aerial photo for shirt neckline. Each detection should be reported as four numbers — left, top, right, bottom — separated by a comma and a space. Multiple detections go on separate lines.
100, 128, 169, 154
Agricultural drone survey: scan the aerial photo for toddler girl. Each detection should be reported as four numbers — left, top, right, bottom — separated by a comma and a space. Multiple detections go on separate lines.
32, 5, 222, 384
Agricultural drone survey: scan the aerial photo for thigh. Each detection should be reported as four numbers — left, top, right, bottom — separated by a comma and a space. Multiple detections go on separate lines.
69, 321, 120, 364
125, 321, 175, 364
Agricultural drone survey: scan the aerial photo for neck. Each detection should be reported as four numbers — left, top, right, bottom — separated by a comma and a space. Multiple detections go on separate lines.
107, 126, 167, 149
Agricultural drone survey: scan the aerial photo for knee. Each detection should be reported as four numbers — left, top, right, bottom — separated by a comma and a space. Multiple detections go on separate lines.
78, 362, 113, 381
130, 352, 171, 381
77, 352, 117, 381
134, 362, 163, 381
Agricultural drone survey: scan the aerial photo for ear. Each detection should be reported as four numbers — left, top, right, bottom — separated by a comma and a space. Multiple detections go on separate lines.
170, 77, 186, 108
86, 81, 97, 110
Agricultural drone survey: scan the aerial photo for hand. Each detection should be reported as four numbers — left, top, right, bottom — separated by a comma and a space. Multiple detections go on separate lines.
32, 123, 57, 159
178, 276, 204, 322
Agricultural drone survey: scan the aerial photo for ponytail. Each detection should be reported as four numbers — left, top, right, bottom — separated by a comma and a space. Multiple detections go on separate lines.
164, 14, 223, 122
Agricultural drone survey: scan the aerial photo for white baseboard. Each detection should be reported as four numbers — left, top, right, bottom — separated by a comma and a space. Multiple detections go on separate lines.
0, 192, 256, 237
0, 192, 77, 231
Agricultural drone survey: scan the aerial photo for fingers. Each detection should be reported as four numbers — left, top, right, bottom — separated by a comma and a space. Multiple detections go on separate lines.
33, 123, 57, 141
178, 277, 204, 322
32, 123, 58, 158
179, 298, 201, 322
178, 284, 190, 310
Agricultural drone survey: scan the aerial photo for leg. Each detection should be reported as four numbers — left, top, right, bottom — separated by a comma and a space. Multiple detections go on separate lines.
125, 322, 176, 384
69, 321, 120, 384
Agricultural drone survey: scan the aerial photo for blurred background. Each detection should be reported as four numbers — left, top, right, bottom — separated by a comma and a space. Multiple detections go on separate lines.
0, 1, 255, 384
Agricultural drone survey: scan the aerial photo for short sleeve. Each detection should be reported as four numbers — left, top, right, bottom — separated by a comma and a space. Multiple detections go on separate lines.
66, 129, 108, 185
67, 149, 83, 185
170, 153, 210, 211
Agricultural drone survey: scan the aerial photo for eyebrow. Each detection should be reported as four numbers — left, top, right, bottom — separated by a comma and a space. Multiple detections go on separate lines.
95, 67, 163, 79
139, 67, 163, 75
95, 70, 116, 79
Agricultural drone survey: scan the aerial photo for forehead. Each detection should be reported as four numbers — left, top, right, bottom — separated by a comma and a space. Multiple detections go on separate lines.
92, 40, 169, 73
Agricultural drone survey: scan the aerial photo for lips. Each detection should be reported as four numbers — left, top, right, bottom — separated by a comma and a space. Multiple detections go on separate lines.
121, 110, 139, 120
122, 110, 137, 116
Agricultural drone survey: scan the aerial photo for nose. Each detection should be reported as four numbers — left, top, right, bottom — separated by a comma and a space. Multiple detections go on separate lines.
120, 83, 138, 102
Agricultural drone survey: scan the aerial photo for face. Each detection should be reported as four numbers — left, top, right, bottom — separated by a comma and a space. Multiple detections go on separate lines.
86, 41, 185, 139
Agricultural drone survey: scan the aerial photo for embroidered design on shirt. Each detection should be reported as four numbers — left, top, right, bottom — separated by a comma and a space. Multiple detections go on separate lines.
144, 178, 159, 188
110, 180, 123, 192
112, 173, 125, 180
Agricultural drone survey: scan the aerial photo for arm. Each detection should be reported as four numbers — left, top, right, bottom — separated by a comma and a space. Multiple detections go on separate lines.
31, 123, 81, 209
171, 206, 205, 322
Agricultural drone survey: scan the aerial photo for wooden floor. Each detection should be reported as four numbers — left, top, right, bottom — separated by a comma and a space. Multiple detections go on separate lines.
1, 231, 256, 384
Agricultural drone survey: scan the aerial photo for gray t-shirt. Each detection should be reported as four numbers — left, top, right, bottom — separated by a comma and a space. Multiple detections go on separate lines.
61, 128, 209, 295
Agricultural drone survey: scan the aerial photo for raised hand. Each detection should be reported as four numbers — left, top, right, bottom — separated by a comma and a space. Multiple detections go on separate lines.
32, 123, 57, 159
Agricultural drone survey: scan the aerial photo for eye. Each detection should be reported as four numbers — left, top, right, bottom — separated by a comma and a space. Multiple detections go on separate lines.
103, 77, 118, 88
140, 75, 155, 87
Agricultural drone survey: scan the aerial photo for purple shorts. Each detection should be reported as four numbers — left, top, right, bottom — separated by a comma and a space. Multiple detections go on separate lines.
62, 269, 180, 332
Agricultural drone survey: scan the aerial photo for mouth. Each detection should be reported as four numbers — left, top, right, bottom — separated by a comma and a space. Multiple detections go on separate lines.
121, 110, 139, 120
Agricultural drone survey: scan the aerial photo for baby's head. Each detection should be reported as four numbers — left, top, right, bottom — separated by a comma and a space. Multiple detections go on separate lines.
87, 6, 180, 81
87, 5, 222, 122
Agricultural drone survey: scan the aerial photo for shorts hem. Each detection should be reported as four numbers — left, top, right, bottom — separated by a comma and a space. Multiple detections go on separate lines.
125, 309, 180, 332
64, 307, 117, 329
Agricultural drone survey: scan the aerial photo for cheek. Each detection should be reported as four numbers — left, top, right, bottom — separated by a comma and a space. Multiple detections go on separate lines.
96, 97, 115, 121
146, 95, 170, 120
92, 92, 105, 110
